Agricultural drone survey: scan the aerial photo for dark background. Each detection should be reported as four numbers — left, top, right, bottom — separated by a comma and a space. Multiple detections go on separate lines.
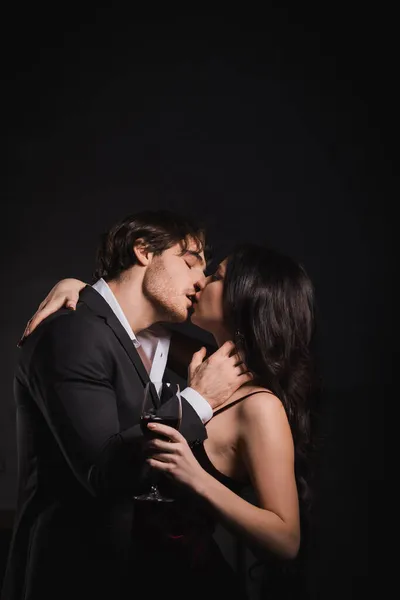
1, 7, 392, 599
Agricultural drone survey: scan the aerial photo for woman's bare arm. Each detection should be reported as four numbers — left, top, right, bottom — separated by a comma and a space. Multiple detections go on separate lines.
19, 278, 87, 343
146, 391, 301, 560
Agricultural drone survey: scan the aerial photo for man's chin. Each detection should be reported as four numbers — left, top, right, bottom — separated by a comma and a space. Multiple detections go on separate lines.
171, 306, 191, 323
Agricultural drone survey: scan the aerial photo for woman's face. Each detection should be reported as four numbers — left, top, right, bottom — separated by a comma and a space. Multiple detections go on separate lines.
190, 259, 228, 334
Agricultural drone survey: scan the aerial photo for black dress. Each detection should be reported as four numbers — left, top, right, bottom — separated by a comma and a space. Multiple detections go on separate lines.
131, 392, 265, 600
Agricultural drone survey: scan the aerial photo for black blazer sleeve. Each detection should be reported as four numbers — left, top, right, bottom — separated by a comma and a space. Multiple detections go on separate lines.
25, 314, 205, 498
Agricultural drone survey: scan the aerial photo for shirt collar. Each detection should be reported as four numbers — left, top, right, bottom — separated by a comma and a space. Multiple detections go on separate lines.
92, 278, 141, 347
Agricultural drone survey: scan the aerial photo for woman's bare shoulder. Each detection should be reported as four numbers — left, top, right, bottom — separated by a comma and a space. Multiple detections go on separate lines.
238, 386, 286, 420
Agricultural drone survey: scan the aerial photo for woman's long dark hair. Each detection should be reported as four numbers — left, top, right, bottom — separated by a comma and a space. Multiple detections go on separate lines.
223, 243, 318, 514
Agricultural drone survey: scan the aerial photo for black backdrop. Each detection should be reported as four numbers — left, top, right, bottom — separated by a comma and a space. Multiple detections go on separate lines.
1, 8, 393, 599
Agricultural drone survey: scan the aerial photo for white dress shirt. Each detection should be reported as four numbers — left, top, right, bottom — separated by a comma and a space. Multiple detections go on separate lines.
92, 278, 213, 424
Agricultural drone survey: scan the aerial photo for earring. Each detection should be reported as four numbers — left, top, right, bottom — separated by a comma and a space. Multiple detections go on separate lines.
235, 330, 245, 348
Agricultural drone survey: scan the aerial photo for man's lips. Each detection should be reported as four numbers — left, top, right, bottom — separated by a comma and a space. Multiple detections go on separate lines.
185, 291, 202, 311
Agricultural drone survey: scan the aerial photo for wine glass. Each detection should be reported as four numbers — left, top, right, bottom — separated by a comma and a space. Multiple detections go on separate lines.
133, 381, 182, 502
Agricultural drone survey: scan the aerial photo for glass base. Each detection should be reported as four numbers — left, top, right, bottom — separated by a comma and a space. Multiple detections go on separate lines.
133, 485, 175, 503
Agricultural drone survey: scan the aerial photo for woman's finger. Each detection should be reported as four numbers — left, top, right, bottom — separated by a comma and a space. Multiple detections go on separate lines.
26, 304, 60, 336
147, 453, 174, 464
25, 294, 78, 337
147, 438, 178, 452
147, 423, 183, 441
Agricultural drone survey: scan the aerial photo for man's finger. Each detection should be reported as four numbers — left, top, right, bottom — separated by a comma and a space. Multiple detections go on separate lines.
189, 346, 207, 371
232, 352, 245, 366
218, 340, 236, 356
238, 371, 254, 384
235, 362, 248, 375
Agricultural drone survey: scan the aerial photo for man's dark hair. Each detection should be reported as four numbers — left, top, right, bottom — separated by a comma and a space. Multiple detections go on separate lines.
93, 210, 210, 281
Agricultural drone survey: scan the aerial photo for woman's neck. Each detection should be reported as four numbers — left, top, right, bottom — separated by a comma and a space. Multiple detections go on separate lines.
214, 330, 232, 348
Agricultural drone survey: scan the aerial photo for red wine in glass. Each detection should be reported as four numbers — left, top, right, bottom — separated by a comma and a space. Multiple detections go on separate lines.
134, 382, 182, 502
140, 413, 181, 434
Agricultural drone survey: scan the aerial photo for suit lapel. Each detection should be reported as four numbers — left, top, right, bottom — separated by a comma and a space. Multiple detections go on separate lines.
104, 312, 150, 386
79, 286, 150, 386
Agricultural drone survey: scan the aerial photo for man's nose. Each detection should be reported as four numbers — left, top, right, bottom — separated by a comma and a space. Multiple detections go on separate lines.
194, 272, 206, 292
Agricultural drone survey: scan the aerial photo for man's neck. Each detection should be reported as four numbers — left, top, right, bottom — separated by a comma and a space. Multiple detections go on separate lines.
108, 277, 157, 333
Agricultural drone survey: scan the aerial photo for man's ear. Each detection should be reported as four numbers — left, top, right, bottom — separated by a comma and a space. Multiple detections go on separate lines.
133, 239, 153, 266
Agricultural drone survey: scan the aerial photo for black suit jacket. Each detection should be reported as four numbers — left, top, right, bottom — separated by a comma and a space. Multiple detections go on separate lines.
1, 287, 206, 600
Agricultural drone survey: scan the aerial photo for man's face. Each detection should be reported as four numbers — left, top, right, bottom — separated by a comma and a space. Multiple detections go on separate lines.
143, 238, 206, 322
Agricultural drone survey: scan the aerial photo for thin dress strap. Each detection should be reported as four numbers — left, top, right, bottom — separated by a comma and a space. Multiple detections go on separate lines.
212, 390, 271, 417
